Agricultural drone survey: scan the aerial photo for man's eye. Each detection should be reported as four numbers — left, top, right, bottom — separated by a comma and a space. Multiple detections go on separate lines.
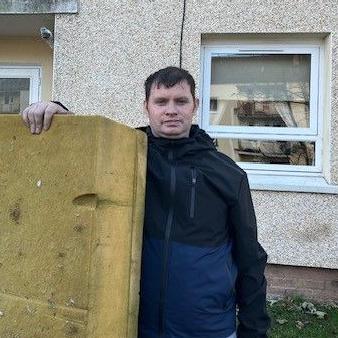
177, 100, 188, 105
155, 100, 167, 105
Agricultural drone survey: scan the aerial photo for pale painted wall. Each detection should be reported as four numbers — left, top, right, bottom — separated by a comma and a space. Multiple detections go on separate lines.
0, 37, 53, 101
52, 1, 338, 269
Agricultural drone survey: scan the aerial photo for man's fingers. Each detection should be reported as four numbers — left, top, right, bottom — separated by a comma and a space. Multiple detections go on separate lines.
21, 106, 30, 127
27, 109, 36, 134
43, 108, 54, 131
34, 109, 44, 134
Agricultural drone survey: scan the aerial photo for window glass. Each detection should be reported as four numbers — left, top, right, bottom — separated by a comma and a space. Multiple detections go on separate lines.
215, 138, 315, 166
0, 78, 30, 114
210, 54, 311, 128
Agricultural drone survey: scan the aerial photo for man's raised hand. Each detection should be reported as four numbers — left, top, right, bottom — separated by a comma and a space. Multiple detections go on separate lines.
21, 101, 70, 134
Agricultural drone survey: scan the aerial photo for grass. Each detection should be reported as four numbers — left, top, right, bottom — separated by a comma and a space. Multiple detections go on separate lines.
267, 297, 338, 338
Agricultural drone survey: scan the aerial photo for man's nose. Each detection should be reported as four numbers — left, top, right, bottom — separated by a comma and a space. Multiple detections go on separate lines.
165, 102, 178, 115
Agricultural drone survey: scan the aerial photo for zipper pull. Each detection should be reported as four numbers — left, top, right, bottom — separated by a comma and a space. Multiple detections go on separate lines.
191, 167, 197, 184
190, 167, 197, 218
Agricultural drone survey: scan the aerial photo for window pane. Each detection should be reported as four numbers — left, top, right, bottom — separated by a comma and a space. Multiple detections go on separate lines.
215, 138, 315, 166
210, 54, 311, 128
0, 78, 30, 114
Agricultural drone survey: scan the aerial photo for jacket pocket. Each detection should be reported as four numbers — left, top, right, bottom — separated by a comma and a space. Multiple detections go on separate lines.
223, 256, 237, 311
189, 167, 197, 218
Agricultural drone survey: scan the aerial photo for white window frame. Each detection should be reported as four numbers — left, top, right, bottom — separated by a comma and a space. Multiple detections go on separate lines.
0, 65, 41, 110
200, 41, 338, 194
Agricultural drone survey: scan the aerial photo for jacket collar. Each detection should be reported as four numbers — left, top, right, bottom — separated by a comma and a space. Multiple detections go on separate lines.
138, 125, 216, 159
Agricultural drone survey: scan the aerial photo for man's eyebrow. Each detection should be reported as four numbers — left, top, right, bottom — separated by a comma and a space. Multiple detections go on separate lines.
175, 96, 189, 100
153, 97, 168, 101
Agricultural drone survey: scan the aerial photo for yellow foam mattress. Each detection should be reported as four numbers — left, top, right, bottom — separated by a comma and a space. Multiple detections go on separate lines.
0, 115, 147, 338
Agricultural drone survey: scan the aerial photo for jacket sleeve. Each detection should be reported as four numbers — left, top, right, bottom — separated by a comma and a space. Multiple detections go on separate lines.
51, 101, 69, 111
228, 173, 270, 338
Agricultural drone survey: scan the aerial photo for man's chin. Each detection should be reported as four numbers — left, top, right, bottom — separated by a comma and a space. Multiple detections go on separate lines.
160, 126, 189, 139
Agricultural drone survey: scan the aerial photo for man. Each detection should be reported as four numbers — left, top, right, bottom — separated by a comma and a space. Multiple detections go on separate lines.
22, 67, 270, 338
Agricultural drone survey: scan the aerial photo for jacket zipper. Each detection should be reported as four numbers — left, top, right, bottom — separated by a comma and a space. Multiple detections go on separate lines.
159, 149, 176, 337
189, 167, 197, 218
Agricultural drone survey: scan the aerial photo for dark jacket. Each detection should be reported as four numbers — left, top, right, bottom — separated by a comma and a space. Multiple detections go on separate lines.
138, 125, 270, 338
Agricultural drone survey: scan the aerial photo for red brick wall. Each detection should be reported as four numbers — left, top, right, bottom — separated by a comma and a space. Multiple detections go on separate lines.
265, 264, 338, 303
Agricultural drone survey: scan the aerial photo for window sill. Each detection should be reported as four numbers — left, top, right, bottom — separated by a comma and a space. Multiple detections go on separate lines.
248, 173, 338, 194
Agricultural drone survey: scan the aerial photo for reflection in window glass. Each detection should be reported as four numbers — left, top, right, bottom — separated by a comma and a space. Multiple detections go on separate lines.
215, 138, 315, 166
210, 54, 311, 128
0, 78, 30, 114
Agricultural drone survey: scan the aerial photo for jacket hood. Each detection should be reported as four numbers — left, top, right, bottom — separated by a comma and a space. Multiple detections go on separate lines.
138, 125, 216, 159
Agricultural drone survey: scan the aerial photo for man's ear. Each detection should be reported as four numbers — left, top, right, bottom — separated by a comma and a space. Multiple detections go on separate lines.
193, 98, 200, 114
143, 100, 148, 115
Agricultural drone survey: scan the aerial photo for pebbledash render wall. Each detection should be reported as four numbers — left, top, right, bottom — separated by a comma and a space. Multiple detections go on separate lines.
51, 1, 338, 297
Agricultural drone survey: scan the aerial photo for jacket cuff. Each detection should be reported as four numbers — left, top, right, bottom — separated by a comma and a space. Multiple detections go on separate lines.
51, 101, 69, 111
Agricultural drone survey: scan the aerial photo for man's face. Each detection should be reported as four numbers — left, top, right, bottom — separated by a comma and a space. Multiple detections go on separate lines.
144, 80, 199, 139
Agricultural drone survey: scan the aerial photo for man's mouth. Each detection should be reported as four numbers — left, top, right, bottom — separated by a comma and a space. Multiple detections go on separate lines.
163, 120, 181, 124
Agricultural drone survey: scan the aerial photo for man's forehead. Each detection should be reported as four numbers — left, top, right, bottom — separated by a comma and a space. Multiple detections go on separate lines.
150, 80, 191, 96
